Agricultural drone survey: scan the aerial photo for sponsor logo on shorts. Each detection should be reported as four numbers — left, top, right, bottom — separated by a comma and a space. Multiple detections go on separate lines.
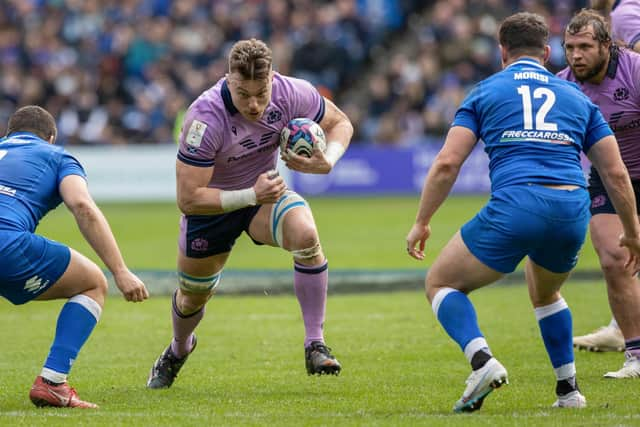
24, 275, 50, 293
0, 184, 16, 196
191, 238, 209, 251
591, 194, 607, 209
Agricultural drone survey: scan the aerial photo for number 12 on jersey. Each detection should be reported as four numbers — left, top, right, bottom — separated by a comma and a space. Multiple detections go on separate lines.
517, 85, 558, 131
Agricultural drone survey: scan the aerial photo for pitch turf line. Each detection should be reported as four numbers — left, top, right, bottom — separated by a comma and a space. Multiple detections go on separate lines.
106, 268, 606, 296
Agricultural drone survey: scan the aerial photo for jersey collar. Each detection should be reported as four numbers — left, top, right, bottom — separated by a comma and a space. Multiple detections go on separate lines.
4, 131, 43, 142
605, 45, 620, 79
221, 79, 239, 116
506, 58, 548, 72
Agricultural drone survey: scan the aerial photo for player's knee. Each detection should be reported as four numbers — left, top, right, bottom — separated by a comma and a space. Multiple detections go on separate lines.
176, 292, 209, 315
288, 225, 318, 251
599, 250, 628, 277
78, 264, 108, 306
87, 264, 108, 297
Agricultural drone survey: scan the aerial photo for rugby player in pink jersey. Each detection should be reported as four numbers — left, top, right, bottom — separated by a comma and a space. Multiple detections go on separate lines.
147, 38, 353, 388
592, 0, 640, 52
559, 9, 640, 378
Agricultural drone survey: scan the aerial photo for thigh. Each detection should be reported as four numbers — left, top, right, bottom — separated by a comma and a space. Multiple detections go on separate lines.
178, 251, 230, 277
0, 232, 71, 305
179, 206, 261, 258
36, 248, 106, 303
426, 230, 504, 299
590, 213, 626, 260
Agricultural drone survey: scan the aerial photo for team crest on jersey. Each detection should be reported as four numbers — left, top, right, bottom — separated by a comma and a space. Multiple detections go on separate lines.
266, 109, 282, 124
614, 87, 629, 101
186, 119, 207, 147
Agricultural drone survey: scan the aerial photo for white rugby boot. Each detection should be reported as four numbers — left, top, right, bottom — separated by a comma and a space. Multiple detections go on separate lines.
453, 357, 508, 413
552, 390, 587, 408
604, 352, 640, 379
573, 325, 624, 352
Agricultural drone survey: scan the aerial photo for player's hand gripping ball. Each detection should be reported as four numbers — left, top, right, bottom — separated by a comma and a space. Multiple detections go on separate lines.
279, 118, 326, 158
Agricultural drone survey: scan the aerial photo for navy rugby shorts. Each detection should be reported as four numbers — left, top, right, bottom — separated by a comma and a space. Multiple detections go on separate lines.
461, 184, 590, 274
179, 205, 262, 258
589, 178, 640, 215
0, 231, 70, 305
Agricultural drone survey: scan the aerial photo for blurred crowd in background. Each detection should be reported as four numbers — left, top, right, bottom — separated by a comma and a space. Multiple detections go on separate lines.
0, 0, 589, 145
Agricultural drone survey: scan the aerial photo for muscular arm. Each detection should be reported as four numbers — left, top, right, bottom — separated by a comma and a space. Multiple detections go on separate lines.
176, 160, 286, 215
60, 175, 129, 275
60, 175, 148, 301
588, 135, 640, 238
414, 126, 477, 225
318, 97, 354, 156
406, 126, 477, 259
176, 161, 223, 215
283, 97, 353, 174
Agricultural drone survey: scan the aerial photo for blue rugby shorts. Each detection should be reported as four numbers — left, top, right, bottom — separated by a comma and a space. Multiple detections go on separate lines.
461, 184, 590, 274
0, 231, 71, 305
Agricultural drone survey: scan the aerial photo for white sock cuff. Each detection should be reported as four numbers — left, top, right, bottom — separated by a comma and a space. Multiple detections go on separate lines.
464, 337, 490, 363
534, 298, 568, 321
69, 294, 102, 322
41, 367, 68, 384
554, 362, 576, 381
431, 287, 458, 317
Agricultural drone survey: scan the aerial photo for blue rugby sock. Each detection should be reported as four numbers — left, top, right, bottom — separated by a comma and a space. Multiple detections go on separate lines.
43, 295, 101, 380
432, 288, 485, 355
535, 298, 574, 380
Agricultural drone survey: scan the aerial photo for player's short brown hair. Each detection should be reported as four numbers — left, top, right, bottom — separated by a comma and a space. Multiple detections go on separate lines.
6, 105, 57, 142
499, 12, 549, 58
565, 9, 611, 45
228, 38, 273, 81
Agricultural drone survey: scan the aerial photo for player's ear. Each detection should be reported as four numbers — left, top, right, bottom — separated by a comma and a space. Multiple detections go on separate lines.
542, 45, 551, 64
499, 45, 508, 67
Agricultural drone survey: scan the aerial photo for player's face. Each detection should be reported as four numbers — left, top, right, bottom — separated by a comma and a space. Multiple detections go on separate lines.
227, 72, 273, 122
564, 26, 609, 83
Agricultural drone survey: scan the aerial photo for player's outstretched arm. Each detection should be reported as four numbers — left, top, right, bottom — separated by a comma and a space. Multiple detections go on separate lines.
406, 126, 477, 260
588, 135, 640, 271
284, 98, 353, 174
59, 175, 149, 302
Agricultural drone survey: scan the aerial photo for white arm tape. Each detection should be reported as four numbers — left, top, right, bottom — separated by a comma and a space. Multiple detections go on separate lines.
325, 141, 345, 167
220, 188, 257, 212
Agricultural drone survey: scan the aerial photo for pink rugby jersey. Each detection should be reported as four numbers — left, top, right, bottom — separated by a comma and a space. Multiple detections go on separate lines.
611, 0, 640, 48
557, 48, 640, 179
177, 72, 325, 190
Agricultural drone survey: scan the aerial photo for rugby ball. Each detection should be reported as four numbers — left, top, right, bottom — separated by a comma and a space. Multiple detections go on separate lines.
279, 118, 326, 158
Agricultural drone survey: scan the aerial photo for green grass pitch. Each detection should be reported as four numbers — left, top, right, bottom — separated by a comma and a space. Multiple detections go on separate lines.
33, 196, 602, 271
1, 196, 623, 425
0, 284, 636, 426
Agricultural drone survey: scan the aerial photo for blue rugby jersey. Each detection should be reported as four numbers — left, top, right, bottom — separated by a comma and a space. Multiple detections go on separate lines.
0, 132, 85, 232
452, 59, 612, 192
